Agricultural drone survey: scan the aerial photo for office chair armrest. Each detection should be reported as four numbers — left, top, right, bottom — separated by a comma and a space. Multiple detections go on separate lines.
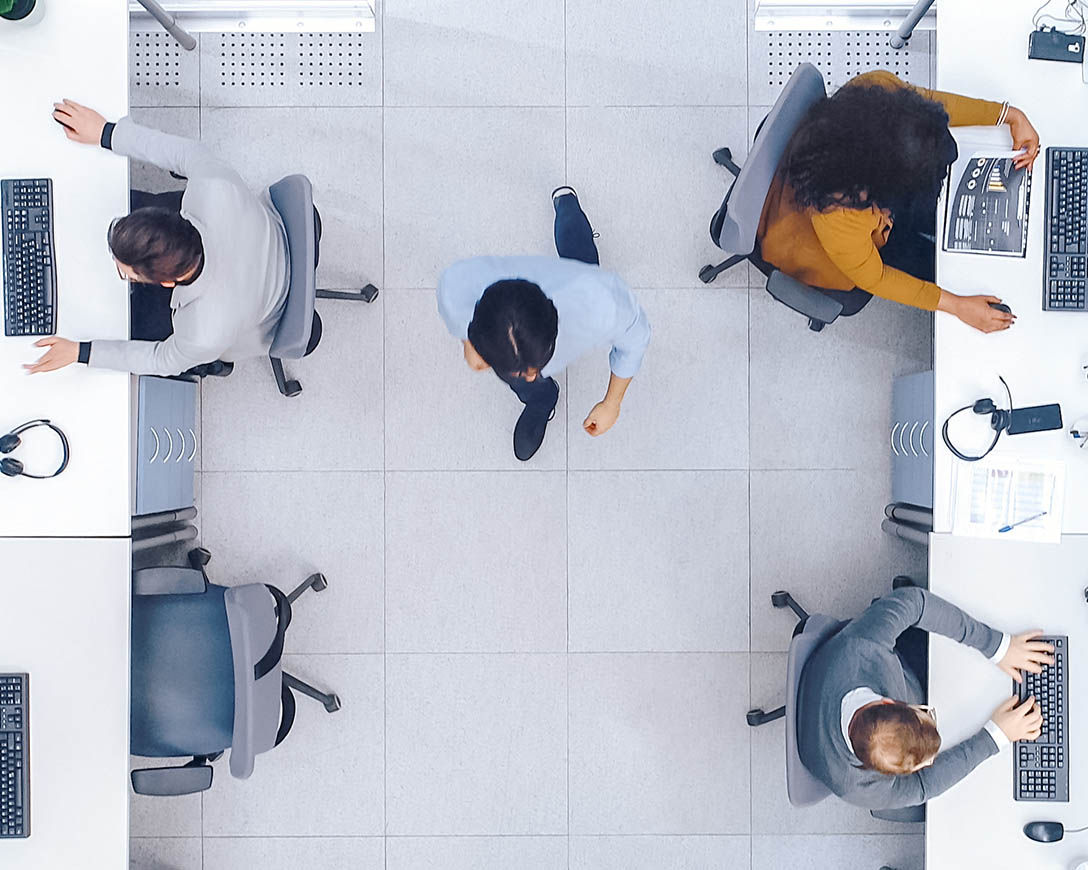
766, 270, 844, 325
132, 566, 208, 596
130, 763, 213, 796
870, 804, 925, 823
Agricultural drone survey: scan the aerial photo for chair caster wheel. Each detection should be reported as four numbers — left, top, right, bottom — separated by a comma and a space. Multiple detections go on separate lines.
188, 547, 211, 569
285, 380, 302, 398
712, 147, 734, 166
324, 694, 342, 713
746, 708, 766, 727
770, 591, 791, 608
892, 575, 915, 589
698, 265, 717, 284
360, 284, 379, 303
808, 318, 825, 332
307, 572, 328, 592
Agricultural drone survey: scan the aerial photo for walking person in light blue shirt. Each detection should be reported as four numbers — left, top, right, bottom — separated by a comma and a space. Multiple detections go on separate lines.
437, 188, 651, 461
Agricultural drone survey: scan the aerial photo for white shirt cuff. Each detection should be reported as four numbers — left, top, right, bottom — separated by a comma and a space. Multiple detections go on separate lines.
989, 633, 1010, 664
985, 719, 1011, 751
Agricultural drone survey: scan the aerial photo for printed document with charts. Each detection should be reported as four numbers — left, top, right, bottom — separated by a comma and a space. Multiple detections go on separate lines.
950, 458, 1066, 543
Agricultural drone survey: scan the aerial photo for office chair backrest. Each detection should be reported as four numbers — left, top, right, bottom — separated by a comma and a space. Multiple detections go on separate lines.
785, 613, 843, 807
710, 63, 826, 256
268, 174, 317, 361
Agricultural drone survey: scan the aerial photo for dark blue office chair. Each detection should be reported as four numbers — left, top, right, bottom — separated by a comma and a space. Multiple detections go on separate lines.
129, 547, 340, 796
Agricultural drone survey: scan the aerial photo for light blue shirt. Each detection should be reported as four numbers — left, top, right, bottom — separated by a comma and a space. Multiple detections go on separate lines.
437, 256, 651, 379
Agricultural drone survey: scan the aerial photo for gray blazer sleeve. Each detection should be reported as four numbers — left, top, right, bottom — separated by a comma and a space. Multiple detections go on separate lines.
109, 116, 234, 182
88, 330, 230, 376
844, 587, 1003, 659
846, 729, 999, 810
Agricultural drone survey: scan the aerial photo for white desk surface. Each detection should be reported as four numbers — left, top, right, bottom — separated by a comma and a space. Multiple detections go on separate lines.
933, 1, 1088, 535
928, 534, 1088, 870
0, 538, 130, 870
0, 0, 131, 538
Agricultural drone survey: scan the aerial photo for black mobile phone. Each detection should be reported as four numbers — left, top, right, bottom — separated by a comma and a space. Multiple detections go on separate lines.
1007, 403, 1063, 435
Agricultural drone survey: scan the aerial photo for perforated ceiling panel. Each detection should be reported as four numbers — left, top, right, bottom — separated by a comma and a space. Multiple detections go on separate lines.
749, 30, 933, 106
201, 31, 380, 107
129, 31, 200, 107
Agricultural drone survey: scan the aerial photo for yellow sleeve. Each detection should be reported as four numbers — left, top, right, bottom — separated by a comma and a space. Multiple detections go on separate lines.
811, 208, 941, 311
847, 70, 1004, 127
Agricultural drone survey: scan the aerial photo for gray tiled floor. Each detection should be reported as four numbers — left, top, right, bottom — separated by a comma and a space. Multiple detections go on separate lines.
128, 4, 934, 868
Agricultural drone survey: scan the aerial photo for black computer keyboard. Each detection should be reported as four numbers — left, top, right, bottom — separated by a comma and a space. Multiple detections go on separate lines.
1014, 636, 1068, 802
1043, 148, 1088, 311
0, 674, 29, 838
1, 178, 57, 336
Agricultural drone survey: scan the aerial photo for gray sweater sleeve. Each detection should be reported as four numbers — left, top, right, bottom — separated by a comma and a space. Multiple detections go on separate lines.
844, 587, 1003, 659
847, 729, 999, 810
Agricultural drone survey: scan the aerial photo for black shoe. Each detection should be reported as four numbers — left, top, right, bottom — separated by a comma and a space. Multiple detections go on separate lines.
513, 385, 560, 462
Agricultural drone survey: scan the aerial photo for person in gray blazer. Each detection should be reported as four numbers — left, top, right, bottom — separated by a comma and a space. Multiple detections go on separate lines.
798, 586, 1053, 811
25, 99, 290, 378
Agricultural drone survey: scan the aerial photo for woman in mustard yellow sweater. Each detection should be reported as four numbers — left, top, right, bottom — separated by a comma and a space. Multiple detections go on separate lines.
757, 71, 1040, 333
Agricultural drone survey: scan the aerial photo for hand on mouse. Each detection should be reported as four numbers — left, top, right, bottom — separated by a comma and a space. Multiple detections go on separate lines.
998, 631, 1055, 684
51, 99, 107, 146
938, 292, 1016, 333
991, 695, 1043, 743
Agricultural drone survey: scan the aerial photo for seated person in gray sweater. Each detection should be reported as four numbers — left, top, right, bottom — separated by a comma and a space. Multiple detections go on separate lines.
798, 586, 1053, 810
25, 99, 289, 377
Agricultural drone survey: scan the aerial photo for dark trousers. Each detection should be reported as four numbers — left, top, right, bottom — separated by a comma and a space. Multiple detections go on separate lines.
497, 192, 601, 407
895, 626, 930, 697
128, 189, 184, 342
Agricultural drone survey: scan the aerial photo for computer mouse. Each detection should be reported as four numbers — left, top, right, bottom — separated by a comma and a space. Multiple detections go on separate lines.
1023, 821, 1065, 842
989, 302, 1013, 314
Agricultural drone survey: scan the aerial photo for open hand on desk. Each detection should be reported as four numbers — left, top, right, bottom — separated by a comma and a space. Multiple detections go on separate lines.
937, 292, 1015, 333
23, 337, 78, 374
998, 630, 1056, 684
51, 99, 106, 146
992, 695, 1043, 743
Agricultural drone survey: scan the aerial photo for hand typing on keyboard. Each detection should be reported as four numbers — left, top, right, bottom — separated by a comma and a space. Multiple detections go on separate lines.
992, 695, 1043, 743
998, 630, 1056, 684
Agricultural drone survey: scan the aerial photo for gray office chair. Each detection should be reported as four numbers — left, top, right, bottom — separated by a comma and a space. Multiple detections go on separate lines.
699, 63, 870, 331
129, 547, 341, 796
267, 174, 379, 397
747, 587, 926, 827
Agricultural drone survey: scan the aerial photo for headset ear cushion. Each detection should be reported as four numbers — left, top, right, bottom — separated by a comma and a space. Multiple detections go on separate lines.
0, 433, 19, 454
1, 457, 24, 477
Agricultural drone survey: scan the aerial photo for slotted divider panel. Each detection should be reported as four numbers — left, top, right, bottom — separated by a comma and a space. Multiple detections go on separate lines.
129, 31, 200, 107
200, 31, 381, 107
749, 29, 933, 105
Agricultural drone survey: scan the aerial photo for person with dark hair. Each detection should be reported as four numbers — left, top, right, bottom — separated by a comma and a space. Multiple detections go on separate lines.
438, 188, 650, 461
798, 585, 1052, 810
757, 70, 1040, 333
24, 98, 290, 376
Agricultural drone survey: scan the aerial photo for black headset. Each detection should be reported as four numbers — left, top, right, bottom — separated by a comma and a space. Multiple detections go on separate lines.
941, 376, 1014, 462
0, 419, 71, 479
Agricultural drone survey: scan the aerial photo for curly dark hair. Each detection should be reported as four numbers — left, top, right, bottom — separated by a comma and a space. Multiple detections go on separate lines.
784, 84, 958, 215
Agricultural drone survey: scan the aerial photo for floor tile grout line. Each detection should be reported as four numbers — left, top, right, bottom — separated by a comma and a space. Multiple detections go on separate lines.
380, 4, 388, 865
563, 3, 571, 866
